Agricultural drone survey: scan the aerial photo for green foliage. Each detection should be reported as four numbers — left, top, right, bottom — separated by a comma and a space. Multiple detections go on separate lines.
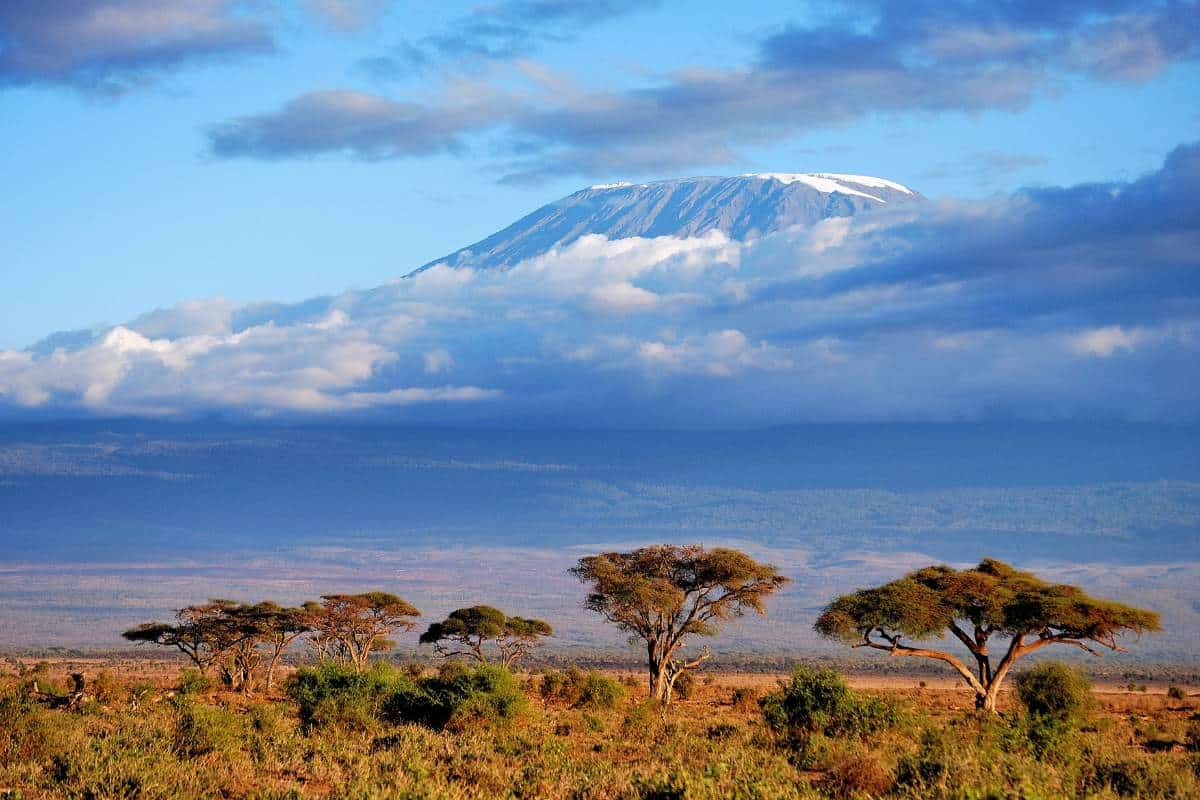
1168, 685, 1187, 700
172, 701, 242, 758
287, 660, 527, 734
1012, 662, 1094, 761
539, 667, 625, 710
176, 668, 212, 696
1080, 747, 1200, 797
760, 667, 900, 743
89, 671, 128, 706
0, 693, 65, 767
386, 663, 528, 731
287, 662, 414, 731
419, 605, 552, 666
1016, 661, 1095, 722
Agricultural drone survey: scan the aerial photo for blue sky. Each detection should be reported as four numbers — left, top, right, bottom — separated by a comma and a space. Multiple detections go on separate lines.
0, 1, 1197, 423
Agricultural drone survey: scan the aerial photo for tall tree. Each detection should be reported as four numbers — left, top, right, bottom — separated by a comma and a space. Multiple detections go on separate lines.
306, 592, 420, 672
419, 605, 552, 667
815, 558, 1161, 711
571, 545, 788, 704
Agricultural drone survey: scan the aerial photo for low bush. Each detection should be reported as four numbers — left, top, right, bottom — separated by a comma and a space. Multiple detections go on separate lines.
287, 662, 415, 731
1168, 685, 1187, 701
540, 667, 624, 710
176, 668, 212, 696
823, 747, 894, 799
1080, 747, 1199, 797
672, 671, 695, 701
760, 667, 900, 743
387, 663, 528, 731
172, 701, 242, 758
89, 671, 128, 706
1016, 661, 1094, 723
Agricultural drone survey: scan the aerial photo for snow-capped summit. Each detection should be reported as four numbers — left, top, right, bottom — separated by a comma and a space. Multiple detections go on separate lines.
409, 173, 921, 274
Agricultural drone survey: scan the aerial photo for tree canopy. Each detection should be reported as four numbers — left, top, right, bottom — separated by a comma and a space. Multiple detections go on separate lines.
419, 605, 552, 666
306, 592, 421, 673
571, 544, 788, 703
814, 558, 1160, 711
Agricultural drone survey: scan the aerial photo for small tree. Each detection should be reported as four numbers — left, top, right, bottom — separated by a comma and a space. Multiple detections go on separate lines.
571, 544, 788, 704
815, 559, 1160, 711
419, 605, 552, 667
306, 592, 420, 673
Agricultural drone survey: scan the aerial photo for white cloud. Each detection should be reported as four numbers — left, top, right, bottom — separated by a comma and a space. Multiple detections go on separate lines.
423, 348, 454, 373
1, 170, 1197, 424
1069, 326, 1140, 358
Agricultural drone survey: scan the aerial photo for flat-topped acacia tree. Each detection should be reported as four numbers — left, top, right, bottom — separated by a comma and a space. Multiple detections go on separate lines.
305, 592, 421, 673
571, 545, 789, 704
419, 605, 552, 667
815, 559, 1160, 711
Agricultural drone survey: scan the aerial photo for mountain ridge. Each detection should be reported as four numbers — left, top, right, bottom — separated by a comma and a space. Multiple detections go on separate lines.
408, 172, 920, 275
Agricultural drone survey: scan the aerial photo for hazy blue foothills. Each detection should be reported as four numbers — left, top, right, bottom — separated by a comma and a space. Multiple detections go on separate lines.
1, 421, 1196, 660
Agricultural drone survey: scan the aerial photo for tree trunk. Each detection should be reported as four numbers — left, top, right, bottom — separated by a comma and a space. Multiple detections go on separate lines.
647, 653, 671, 703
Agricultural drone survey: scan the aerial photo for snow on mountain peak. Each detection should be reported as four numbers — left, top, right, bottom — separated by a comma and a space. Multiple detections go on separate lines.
740, 172, 914, 202
410, 172, 921, 274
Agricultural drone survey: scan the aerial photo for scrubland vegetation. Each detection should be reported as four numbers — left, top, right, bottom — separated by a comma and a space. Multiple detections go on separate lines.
1, 659, 1198, 799
0, 547, 1190, 798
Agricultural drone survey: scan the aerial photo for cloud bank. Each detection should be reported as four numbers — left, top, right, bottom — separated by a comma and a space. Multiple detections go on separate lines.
2, 144, 1197, 424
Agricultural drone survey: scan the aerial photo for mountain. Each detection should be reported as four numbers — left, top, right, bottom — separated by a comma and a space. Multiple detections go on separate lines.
409, 173, 920, 274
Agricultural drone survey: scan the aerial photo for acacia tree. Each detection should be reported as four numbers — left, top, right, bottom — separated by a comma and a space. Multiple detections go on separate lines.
571, 545, 788, 704
815, 558, 1161, 712
123, 599, 246, 676
306, 592, 420, 672
419, 605, 552, 667
124, 599, 313, 694
249, 602, 312, 692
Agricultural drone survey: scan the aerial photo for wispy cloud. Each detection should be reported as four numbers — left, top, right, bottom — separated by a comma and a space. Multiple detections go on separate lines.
208, 0, 1200, 180
358, 0, 657, 79
2, 142, 1196, 423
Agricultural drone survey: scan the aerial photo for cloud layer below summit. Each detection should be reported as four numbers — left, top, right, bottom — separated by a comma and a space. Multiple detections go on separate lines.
1, 143, 1197, 425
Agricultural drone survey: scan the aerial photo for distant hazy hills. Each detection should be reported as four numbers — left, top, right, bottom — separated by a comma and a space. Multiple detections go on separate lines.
409, 172, 920, 274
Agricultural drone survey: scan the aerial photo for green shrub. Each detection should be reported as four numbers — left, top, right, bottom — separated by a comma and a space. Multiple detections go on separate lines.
895, 728, 955, 791
760, 667, 900, 743
577, 671, 625, 710
0, 693, 66, 766
287, 662, 415, 731
436, 664, 528, 731
672, 671, 695, 701
89, 671, 128, 706
385, 663, 527, 731
1016, 662, 1094, 723
436, 660, 471, 681
1168, 685, 1187, 701
1080, 748, 1199, 797
176, 668, 212, 696
540, 667, 624, 710
172, 701, 242, 758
